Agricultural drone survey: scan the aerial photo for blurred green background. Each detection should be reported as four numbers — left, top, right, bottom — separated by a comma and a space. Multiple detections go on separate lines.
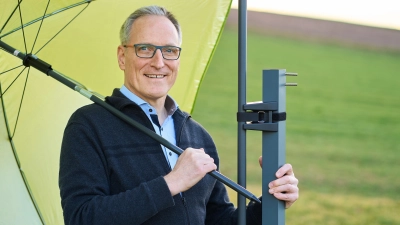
191, 25, 400, 224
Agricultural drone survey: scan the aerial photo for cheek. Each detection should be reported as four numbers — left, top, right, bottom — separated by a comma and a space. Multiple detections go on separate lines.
171, 61, 180, 75
127, 61, 145, 76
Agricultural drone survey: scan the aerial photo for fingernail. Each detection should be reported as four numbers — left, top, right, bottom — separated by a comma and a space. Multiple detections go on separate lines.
269, 189, 273, 194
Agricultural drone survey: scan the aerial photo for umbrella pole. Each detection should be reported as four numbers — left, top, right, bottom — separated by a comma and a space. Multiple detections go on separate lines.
0, 40, 261, 204
237, 0, 248, 224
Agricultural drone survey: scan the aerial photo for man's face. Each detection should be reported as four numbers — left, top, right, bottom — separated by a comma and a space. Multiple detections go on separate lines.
117, 15, 180, 104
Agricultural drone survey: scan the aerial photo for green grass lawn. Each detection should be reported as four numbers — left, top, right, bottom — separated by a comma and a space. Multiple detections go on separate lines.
191, 28, 400, 224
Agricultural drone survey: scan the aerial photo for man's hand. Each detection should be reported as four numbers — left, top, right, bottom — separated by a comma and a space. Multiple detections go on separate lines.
259, 156, 299, 209
164, 148, 217, 196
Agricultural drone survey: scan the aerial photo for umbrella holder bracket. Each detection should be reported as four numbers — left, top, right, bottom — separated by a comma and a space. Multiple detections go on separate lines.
237, 101, 286, 132
237, 69, 297, 225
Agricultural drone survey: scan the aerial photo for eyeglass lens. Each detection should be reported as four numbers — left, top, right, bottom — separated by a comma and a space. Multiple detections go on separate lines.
135, 44, 180, 59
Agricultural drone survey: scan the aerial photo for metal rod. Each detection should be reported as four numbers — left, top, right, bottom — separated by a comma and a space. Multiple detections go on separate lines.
238, 0, 248, 224
0, 40, 261, 204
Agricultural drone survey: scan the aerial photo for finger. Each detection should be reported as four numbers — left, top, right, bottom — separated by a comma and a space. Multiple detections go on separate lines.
269, 175, 297, 188
186, 148, 209, 159
259, 156, 262, 168
192, 148, 208, 158
192, 152, 215, 169
203, 162, 217, 172
272, 192, 298, 208
199, 155, 214, 165
275, 163, 294, 178
269, 183, 298, 195
184, 147, 203, 153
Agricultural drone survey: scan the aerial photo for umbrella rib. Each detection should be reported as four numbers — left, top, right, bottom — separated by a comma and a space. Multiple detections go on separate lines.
17, 0, 28, 53
10, 67, 30, 138
30, 0, 51, 54
0, 66, 27, 99
1, 2, 91, 129
0, 0, 92, 39
35, 2, 91, 55
0, 0, 22, 35
0, 64, 24, 76
0, 85, 45, 224
0, 83, 12, 138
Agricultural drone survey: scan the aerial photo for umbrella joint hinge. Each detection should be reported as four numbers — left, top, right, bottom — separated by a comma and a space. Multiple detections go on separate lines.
23, 53, 53, 75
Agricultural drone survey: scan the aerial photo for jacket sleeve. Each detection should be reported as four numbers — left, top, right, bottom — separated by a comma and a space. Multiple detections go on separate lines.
59, 121, 175, 225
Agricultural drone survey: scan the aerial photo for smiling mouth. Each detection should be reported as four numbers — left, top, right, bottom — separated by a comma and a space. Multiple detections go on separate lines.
145, 74, 166, 78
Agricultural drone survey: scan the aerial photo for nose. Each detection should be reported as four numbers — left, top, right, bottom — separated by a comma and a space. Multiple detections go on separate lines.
150, 49, 165, 69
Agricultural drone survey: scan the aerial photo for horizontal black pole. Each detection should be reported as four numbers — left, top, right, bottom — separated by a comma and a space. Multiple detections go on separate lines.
0, 40, 261, 204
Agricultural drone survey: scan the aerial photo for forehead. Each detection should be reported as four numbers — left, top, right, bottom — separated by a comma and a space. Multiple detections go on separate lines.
129, 15, 179, 46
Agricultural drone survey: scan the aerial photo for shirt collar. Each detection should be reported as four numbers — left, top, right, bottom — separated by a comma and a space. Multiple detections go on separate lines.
120, 85, 178, 116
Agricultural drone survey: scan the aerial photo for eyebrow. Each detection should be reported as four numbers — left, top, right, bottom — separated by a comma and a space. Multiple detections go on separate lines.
136, 43, 179, 47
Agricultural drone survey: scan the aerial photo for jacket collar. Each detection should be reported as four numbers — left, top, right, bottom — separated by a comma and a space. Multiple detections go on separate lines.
106, 88, 190, 119
105, 88, 140, 110
106, 88, 178, 116
105, 88, 191, 145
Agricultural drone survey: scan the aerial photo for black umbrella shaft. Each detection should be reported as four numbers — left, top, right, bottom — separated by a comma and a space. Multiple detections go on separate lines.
0, 40, 261, 204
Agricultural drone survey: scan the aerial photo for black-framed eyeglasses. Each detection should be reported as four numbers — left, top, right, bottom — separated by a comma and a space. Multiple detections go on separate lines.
124, 44, 182, 60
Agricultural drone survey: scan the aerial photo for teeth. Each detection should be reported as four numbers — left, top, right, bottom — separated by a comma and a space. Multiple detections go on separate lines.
145, 74, 165, 78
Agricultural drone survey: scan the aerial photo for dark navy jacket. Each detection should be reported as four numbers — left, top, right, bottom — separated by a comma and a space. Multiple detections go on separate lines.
59, 89, 261, 225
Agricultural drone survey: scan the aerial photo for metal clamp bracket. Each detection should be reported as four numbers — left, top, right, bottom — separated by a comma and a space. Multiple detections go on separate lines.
238, 101, 286, 132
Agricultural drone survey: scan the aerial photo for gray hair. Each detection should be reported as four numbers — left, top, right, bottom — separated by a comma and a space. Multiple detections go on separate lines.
119, 5, 182, 45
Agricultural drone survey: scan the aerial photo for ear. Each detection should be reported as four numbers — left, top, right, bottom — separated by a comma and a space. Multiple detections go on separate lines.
117, 45, 126, 70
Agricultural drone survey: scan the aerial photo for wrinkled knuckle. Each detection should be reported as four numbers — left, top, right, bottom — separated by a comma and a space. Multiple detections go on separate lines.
290, 185, 297, 193
276, 193, 290, 202
282, 193, 290, 201
290, 177, 298, 185
285, 184, 293, 192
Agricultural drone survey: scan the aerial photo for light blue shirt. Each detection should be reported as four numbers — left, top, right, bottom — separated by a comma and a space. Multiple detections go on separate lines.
120, 85, 179, 169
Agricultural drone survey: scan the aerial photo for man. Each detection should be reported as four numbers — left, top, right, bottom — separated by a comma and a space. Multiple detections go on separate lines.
59, 5, 298, 225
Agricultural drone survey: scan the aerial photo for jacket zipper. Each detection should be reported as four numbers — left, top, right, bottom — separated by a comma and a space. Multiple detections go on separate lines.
181, 193, 191, 225
177, 114, 190, 146
176, 116, 191, 225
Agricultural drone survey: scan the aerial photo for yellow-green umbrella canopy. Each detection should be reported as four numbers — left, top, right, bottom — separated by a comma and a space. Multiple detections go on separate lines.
0, 0, 232, 224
